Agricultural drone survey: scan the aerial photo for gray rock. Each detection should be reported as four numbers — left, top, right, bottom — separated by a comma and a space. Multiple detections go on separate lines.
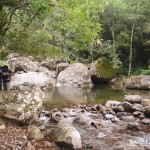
105, 114, 114, 120
50, 124, 82, 149
144, 105, 150, 117
133, 104, 144, 112
28, 125, 44, 140
113, 105, 124, 112
125, 75, 150, 90
124, 95, 141, 104
121, 101, 135, 112
0, 84, 45, 122
7, 53, 39, 72
116, 112, 127, 118
11, 72, 55, 90
121, 116, 136, 122
133, 111, 142, 117
139, 114, 145, 120
127, 122, 140, 131
57, 63, 93, 88
105, 101, 121, 107
142, 119, 150, 125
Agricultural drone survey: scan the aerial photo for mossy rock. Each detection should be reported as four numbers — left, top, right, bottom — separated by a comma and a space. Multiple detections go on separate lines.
96, 57, 117, 79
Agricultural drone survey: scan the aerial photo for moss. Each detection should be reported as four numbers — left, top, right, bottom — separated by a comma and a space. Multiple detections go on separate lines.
0, 117, 4, 125
24, 104, 33, 113
96, 57, 117, 79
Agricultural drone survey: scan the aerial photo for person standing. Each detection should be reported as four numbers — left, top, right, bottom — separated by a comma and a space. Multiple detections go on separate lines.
2, 65, 13, 91
0, 66, 3, 90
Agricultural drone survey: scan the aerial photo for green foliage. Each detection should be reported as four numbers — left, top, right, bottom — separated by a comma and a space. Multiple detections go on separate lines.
96, 57, 118, 79
132, 68, 150, 75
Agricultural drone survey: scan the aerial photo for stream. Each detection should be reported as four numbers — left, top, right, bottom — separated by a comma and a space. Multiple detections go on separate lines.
44, 84, 150, 110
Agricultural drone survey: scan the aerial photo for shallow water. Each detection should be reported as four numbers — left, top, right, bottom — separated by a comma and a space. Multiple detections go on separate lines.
44, 84, 150, 110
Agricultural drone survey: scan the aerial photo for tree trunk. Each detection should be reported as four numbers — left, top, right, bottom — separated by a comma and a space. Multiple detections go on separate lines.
128, 23, 135, 77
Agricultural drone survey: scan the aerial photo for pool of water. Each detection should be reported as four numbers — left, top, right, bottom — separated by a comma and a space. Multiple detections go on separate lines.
44, 84, 150, 110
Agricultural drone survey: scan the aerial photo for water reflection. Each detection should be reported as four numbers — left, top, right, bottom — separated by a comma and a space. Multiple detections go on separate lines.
44, 85, 150, 110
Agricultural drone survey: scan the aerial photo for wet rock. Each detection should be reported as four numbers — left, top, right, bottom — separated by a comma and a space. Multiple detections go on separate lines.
127, 122, 140, 131
113, 105, 124, 112
121, 101, 135, 112
139, 114, 145, 120
142, 119, 150, 125
105, 101, 121, 108
28, 125, 44, 140
133, 111, 142, 117
116, 112, 127, 118
121, 116, 136, 122
144, 105, 150, 117
133, 104, 144, 112
124, 95, 141, 104
105, 114, 114, 120
50, 124, 82, 149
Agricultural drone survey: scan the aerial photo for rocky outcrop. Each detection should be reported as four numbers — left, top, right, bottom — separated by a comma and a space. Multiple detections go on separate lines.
124, 95, 141, 103
7, 53, 39, 72
10, 72, 56, 90
50, 124, 82, 149
57, 63, 93, 88
0, 84, 45, 122
125, 75, 150, 90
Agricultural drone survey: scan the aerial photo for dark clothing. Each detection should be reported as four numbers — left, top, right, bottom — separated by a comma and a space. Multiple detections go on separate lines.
0, 67, 3, 90
2, 68, 13, 82
2, 67, 13, 91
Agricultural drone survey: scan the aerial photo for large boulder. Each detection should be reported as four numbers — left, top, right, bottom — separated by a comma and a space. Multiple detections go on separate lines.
10, 72, 56, 90
90, 57, 117, 83
7, 53, 39, 72
50, 124, 82, 149
0, 84, 45, 122
57, 63, 93, 88
125, 75, 150, 90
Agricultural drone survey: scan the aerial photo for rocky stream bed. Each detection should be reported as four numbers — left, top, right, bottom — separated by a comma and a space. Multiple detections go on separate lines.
0, 95, 150, 150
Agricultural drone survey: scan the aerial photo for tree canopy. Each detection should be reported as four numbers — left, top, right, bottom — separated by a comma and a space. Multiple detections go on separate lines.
0, 0, 149, 75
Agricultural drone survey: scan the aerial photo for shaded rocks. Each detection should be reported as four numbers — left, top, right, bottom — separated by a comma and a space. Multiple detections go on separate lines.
121, 101, 135, 112
121, 116, 136, 122
50, 124, 82, 149
144, 105, 150, 117
8, 53, 39, 72
127, 122, 140, 131
57, 63, 93, 88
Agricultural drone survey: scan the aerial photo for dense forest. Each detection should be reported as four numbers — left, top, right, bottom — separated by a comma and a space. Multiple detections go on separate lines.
0, 0, 150, 76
